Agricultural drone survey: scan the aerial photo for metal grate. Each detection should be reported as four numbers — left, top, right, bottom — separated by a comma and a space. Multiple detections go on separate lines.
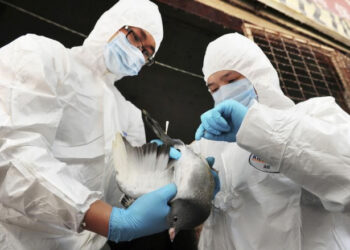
243, 23, 350, 113
334, 52, 350, 106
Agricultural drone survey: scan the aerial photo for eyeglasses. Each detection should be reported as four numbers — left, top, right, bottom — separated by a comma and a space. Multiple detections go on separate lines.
124, 26, 155, 66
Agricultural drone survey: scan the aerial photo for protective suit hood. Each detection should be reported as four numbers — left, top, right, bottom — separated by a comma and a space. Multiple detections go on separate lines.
202, 33, 294, 109
72, 0, 163, 81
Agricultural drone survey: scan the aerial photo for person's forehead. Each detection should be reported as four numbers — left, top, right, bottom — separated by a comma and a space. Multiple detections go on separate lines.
131, 26, 151, 40
207, 70, 236, 84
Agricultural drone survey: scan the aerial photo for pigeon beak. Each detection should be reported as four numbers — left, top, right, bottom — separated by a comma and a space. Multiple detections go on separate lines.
169, 227, 176, 242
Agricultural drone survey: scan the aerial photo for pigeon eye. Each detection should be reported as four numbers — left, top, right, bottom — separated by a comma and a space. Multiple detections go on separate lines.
173, 216, 178, 222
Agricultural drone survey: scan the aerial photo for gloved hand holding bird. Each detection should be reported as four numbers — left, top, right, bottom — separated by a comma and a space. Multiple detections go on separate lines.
112, 110, 220, 242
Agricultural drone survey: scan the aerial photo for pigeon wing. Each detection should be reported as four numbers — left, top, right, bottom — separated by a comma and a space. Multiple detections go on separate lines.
112, 133, 174, 198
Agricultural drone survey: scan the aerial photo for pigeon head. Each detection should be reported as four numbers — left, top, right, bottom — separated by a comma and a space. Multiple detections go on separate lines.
167, 198, 210, 241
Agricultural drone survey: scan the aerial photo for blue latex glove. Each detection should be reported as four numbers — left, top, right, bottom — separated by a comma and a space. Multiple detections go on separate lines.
151, 139, 182, 160
108, 183, 177, 242
206, 157, 220, 199
195, 99, 248, 142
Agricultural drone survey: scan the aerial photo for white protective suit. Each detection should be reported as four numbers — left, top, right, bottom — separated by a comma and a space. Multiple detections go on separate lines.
0, 0, 163, 249
193, 33, 350, 250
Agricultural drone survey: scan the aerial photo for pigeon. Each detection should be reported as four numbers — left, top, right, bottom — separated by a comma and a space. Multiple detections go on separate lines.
112, 110, 215, 241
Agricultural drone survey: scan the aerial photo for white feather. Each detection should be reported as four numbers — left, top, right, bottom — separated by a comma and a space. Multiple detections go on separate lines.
112, 133, 174, 198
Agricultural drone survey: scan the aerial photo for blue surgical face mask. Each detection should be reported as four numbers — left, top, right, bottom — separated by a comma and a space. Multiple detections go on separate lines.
104, 32, 145, 77
212, 78, 257, 107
